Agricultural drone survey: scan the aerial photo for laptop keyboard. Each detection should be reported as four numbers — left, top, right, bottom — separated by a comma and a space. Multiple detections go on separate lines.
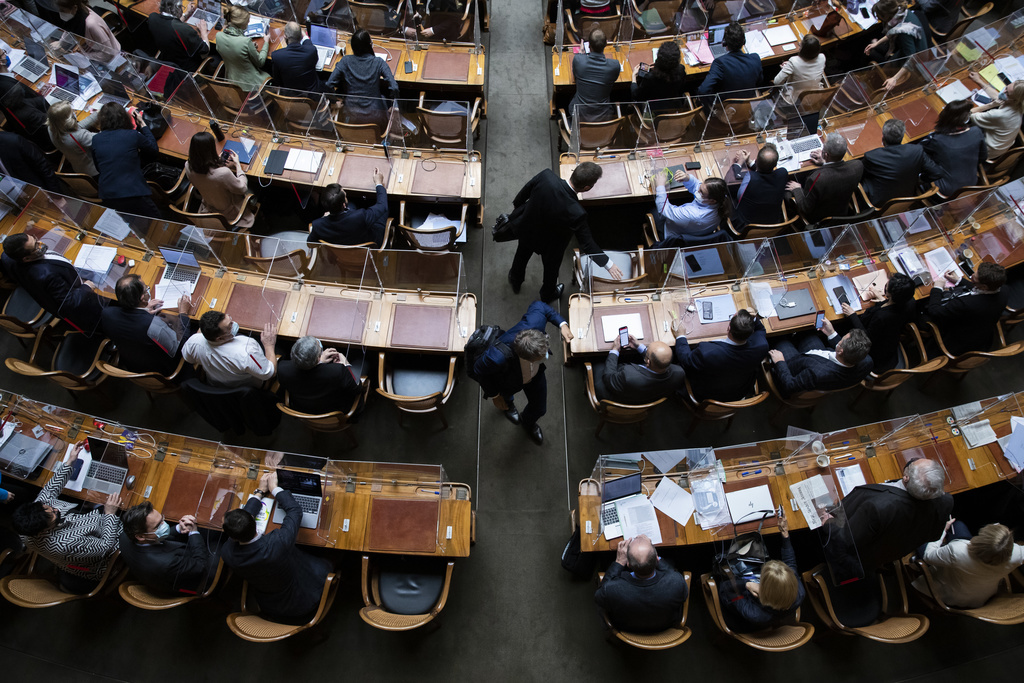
165, 268, 199, 283
14, 58, 48, 81
48, 88, 76, 102
97, 94, 128, 107
601, 503, 619, 527
710, 43, 727, 58
88, 460, 124, 484
791, 136, 823, 154
294, 495, 320, 514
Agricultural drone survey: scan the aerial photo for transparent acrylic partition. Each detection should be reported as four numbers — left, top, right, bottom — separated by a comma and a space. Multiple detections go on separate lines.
655, 249, 697, 337
257, 87, 320, 147
418, 0, 481, 46
628, 0, 693, 37
948, 393, 1024, 480
591, 453, 658, 544
569, 101, 631, 155
947, 190, 1024, 270
160, 74, 216, 149
741, 237, 787, 320
787, 72, 841, 138
299, 92, 343, 151
699, 93, 737, 143
821, 62, 889, 122
0, 86, 49, 155
412, 96, 473, 153
815, 223, 868, 315
310, 0, 355, 33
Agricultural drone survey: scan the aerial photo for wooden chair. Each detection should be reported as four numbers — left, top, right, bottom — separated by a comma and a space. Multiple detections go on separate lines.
564, 11, 623, 43
929, 175, 1007, 204
930, 2, 993, 46
419, 1, 474, 41
803, 563, 930, 643
923, 321, 1024, 379
851, 324, 947, 405
701, 573, 815, 651
599, 572, 693, 649
0, 551, 126, 608
416, 94, 482, 149
348, 0, 394, 33
168, 186, 258, 232
55, 158, 100, 202
196, 75, 251, 118
982, 138, 1024, 183
147, 165, 190, 209
631, 101, 702, 146
725, 208, 801, 240
243, 234, 317, 278
902, 558, 1024, 626
314, 239, 385, 281
95, 357, 187, 399
557, 106, 626, 152
333, 119, 385, 145
792, 83, 842, 123
376, 352, 458, 429
264, 89, 327, 134
226, 572, 339, 642
709, 91, 775, 137
358, 555, 455, 631
277, 376, 370, 447
118, 560, 226, 610
627, 0, 676, 37
572, 248, 645, 289
855, 184, 939, 220
583, 362, 666, 437
679, 376, 770, 435
0, 286, 54, 347
396, 200, 467, 252
759, 359, 849, 421
6, 331, 117, 395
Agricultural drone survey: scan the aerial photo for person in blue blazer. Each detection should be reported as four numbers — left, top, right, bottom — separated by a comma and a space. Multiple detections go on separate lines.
673, 308, 768, 402
91, 103, 161, 219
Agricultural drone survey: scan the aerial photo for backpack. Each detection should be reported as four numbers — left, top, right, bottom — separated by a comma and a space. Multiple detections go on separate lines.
561, 526, 597, 579
464, 324, 514, 384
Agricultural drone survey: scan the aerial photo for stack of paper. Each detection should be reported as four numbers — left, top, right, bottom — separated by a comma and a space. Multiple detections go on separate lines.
835, 464, 867, 496
936, 80, 973, 104
692, 472, 730, 529
890, 247, 925, 277
962, 419, 998, 448
749, 281, 778, 318
685, 38, 713, 65
923, 246, 962, 285
284, 149, 324, 174
998, 416, 1024, 472
762, 24, 797, 47
789, 475, 832, 530
995, 55, 1024, 81
616, 496, 663, 544
951, 401, 983, 422
650, 477, 695, 527
822, 274, 862, 315
744, 30, 774, 59
94, 208, 131, 240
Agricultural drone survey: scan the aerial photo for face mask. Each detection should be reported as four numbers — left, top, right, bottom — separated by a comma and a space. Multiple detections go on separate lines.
152, 521, 171, 540
999, 89, 1009, 102
59, 10, 75, 20
1, 53, 9, 69
229, 321, 239, 337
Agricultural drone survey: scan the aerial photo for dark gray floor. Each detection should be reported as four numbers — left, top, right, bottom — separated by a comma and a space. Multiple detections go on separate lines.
3, 1, 1024, 680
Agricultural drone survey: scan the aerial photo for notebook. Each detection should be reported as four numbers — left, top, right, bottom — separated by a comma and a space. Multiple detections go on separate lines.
264, 149, 289, 175
771, 288, 816, 320
223, 139, 258, 164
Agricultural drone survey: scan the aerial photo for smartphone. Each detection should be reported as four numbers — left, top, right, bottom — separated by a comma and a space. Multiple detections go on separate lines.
833, 286, 849, 306
404, 60, 414, 73
814, 311, 825, 330
618, 326, 629, 348
684, 161, 701, 171
860, 7, 869, 18
219, 149, 232, 162
685, 254, 702, 272
702, 300, 713, 320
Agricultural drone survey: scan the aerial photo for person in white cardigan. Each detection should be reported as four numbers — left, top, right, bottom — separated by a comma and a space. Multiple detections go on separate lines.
913, 520, 1024, 609
774, 35, 826, 106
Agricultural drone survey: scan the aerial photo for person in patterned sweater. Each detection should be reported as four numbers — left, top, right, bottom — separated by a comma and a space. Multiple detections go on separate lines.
12, 441, 121, 593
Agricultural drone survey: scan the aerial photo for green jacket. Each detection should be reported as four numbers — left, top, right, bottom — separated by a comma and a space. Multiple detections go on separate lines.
217, 25, 269, 91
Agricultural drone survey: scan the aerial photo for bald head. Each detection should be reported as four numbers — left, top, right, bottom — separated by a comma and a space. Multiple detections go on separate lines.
626, 535, 657, 577
645, 341, 673, 373
284, 21, 302, 44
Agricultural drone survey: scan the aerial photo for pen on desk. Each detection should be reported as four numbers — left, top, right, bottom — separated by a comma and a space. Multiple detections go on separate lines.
622, 297, 643, 302
837, 456, 855, 461
741, 469, 763, 477
596, 154, 618, 159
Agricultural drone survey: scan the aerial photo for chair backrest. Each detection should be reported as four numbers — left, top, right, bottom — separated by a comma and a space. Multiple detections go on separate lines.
686, 377, 770, 420
652, 107, 702, 144
985, 143, 1024, 182
277, 377, 369, 432
376, 352, 456, 414
333, 119, 384, 145
728, 212, 801, 240
243, 236, 313, 276
875, 185, 938, 217
905, 558, 1024, 625
715, 92, 773, 129
56, 171, 101, 201
265, 90, 322, 131
95, 359, 182, 394
584, 362, 666, 424
700, 573, 815, 651
227, 573, 339, 642
566, 10, 623, 43
118, 560, 225, 609
396, 223, 458, 252
793, 84, 842, 119
0, 550, 124, 608
601, 572, 693, 649
577, 116, 626, 150
938, 176, 1007, 202
416, 107, 470, 147
358, 555, 456, 630
944, 2, 993, 42
197, 76, 250, 115
168, 189, 235, 231
348, 0, 392, 32
315, 241, 375, 275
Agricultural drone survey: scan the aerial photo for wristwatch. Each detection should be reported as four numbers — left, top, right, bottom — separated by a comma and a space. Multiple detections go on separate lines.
253, 489, 265, 498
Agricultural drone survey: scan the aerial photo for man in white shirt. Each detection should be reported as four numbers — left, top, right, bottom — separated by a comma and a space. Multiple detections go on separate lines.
767, 324, 873, 397
181, 310, 277, 388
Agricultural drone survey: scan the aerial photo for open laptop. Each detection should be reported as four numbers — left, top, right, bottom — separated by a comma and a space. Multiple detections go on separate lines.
778, 134, 824, 163
272, 469, 323, 529
310, 24, 337, 70
44, 64, 79, 104
157, 246, 202, 293
0, 432, 52, 479
82, 436, 129, 495
95, 77, 130, 108
706, 23, 729, 58
187, 0, 221, 28
600, 472, 645, 541
12, 53, 49, 82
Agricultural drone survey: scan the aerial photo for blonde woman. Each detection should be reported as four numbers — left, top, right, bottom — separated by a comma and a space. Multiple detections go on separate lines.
217, 7, 270, 91
969, 73, 1024, 159
46, 101, 99, 177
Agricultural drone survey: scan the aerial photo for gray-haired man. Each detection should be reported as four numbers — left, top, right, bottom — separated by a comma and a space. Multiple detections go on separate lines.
277, 335, 360, 414
785, 132, 864, 224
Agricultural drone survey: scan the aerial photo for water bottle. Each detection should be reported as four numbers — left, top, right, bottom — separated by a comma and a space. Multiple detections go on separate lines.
210, 119, 225, 142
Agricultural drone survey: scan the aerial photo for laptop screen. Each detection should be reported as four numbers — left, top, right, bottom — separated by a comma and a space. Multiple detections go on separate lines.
87, 437, 129, 467
54, 65, 80, 93
99, 77, 128, 98
159, 246, 201, 269
277, 469, 323, 497
601, 472, 642, 503
310, 24, 335, 47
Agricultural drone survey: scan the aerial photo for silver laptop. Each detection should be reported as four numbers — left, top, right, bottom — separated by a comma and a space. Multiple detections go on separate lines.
12, 55, 49, 82
600, 472, 645, 541
83, 436, 129, 495
310, 24, 337, 70
157, 246, 202, 293
0, 432, 52, 478
272, 469, 323, 529
779, 134, 824, 163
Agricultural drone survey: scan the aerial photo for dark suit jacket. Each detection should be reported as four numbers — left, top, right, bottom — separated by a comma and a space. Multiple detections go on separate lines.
271, 39, 324, 93
848, 301, 912, 372
474, 301, 566, 398
148, 13, 210, 72
792, 159, 864, 224
277, 359, 360, 414
92, 127, 159, 200
921, 127, 987, 196
925, 281, 1009, 356
733, 166, 788, 228
599, 353, 685, 404
771, 334, 873, 397
1, 254, 102, 333
0, 131, 63, 192
309, 185, 388, 246
675, 320, 768, 402
0, 75, 54, 153
843, 484, 954, 569
513, 169, 608, 268
568, 52, 620, 121
719, 536, 804, 633
861, 143, 942, 206
118, 528, 217, 594
220, 492, 331, 620
696, 51, 762, 99
594, 559, 689, 633
100, 305, 187, 376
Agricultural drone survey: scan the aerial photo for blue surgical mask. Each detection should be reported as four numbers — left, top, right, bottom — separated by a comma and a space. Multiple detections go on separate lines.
2, 53, 9, 69
999, 88, 1008, 102
153, 521, 171, 540
229, 321, 239, 337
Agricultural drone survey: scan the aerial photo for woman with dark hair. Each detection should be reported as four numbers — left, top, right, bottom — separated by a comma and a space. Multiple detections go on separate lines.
91, 103, 162, 218
184, 132, 253, 230
55, 0, 120, 61
827, 271, 915, 372
921, 99, 987, 196
774, 35, 825, 105
326, 29, 398, 128
631, 41, 685, 107
653, 170, 731, 238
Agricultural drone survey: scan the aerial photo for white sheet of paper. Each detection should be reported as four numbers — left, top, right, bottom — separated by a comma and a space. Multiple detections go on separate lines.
789, 475, 830, 530
851, 0, 878, 29
962, 419, 998, 449
999, 420, 1024, 472
601, 313, 644, 343
725, 485, 775, 526
616, 496, 663, 544
73, 244, 117, 273
649, 477, 695, 528
762, 24, 798, 46
891, 247, 925, 277
749, 281, 778, 319
952, 401, 983, 422
62, 443, 90, 492
937, 80, 973, 104
923, 246, 962, 284
835, 464, 867, 497
695, 294, 736, 324
94, 208, 131, 240
822, 274, 862, 315
744, 30, 774, 59
644, 449, 688, 474
154, 280, 194, 307
995, 56, 1024, 83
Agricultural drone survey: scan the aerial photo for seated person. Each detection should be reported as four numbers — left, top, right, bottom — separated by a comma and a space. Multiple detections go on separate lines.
653, 171, 729, 239
834, 272, 914, 372
271, 22, 323, 93
968, 72, 1024, 160
921, 99, 987, 197
148, 0, 210, 74
119, 503, 219, 594
184, 132, 255, 231
718, 511, 804, 633
56, 0, 121, 62
567, 28, 620, 122
594, 534, 689, 633
221, 471, 332, 624
767, 328, 873, 397
923, 262, 1008, 356
673, 309, 768, 402
913, 521, 1024, 609
786, 133, 864, 224
277, 336, 361, 414
866, 0, 930, 91
101, 274, 193, 377
0, 60, 54, 153
593, 336, 684, 404
843, 458, 953, 570
630, 41, 685, 108
181, 311, 277, 389
774, 35, 826, 107
0, 130, 65, 194
326, 29, 398, 129
11, 442, 121, 594
861, 119, 942, 206
696, 22, 762, 100
730, 145, 788, 229
308, 171, 388, 246
217, 7, 270, 91
47, 102, 99, 178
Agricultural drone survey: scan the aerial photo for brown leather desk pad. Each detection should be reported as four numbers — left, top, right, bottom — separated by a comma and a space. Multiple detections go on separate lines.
627, 48, 655, 67
162, 116, 209, 157
377, 46, 403, 75
162, 468, 238, 528
595, 304, 653, 351
302, 297, 369, 343
390, 304, 453, 349
410, 161, 465, 196
367, 498, 440, 552
337, 155, 385, 191
889, 100, 939, 140
225, 284, 287, 330
581, 162, 631, 199
421, 51, 471, 82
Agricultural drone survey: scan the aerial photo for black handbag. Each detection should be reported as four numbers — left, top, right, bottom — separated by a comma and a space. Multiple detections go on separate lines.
138, 102, 169, 140
491, 203, 525, 242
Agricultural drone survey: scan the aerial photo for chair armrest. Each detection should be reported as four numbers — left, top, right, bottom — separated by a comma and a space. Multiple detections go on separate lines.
583, 362, 600, 410
226, 194, 258, 228
380, 217, 394, 250
924, 322, 955, 359
418, 91, 426, 108
468, 98, 481, 125
856, 183, 876, 212
642, 212, 659, 247
430, 562, 455, 616
904, 322, 930, 362
442, 355, 457, 399
996, 321, 1008, 348
725, 215, 743, 239
557, 108, 572, 136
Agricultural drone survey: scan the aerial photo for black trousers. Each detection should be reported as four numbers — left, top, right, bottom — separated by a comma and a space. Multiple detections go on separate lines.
509, 242, 563, 302
502, 364, 548, 428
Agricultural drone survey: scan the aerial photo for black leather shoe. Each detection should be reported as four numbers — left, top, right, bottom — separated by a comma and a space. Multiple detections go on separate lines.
508, 271, 521, 294
525, 422, 543, 445
504, 406, 520, 425
543, 283, 565, 302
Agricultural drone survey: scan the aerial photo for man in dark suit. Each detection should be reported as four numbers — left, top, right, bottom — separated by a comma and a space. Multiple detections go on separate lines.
101, 274, 193, 377
923, 262, 1009, 356
507, 162, 623, 302
594, 534, 689, 634
696, 22, 762, 100
221, 471, 332, 624
768, 328, 873, 397
0, 131, 65, 193
119, 502, 219, 594
568, 28, 620, 122
271, 21, 324, 93
473, 301, 573, 445
148, 0, 210, 73
594, 338, 684, 403
861, 119, 942, 206
842, 459, 953, 570
1, 232, 103, 334
730, 144, 788, 229
308, 171, 388, 247
674, 308, 768, 402
277, 335, 361, 414
786, 133, 864, 224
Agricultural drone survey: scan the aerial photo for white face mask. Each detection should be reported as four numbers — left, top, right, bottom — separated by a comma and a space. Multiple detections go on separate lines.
58, 10, 75, 20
